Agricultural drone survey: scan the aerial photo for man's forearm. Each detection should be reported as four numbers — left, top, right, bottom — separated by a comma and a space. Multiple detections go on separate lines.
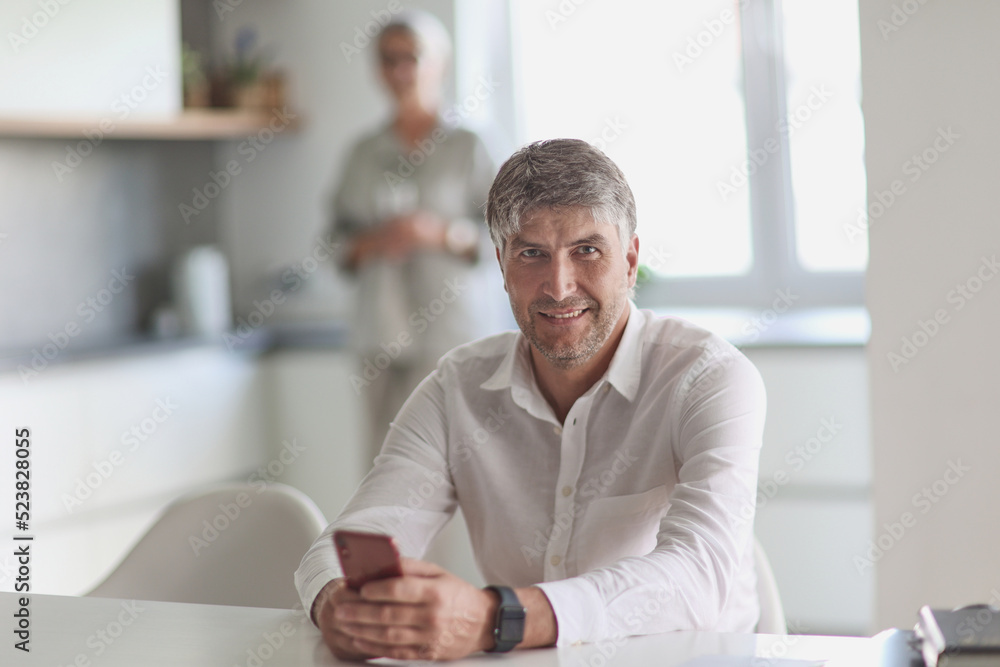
515, 586, 558, 649
310, 578, 342, 626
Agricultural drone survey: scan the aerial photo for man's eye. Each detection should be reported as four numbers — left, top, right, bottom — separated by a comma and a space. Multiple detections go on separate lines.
578, 246, 598, 255
521, 249, 541, 258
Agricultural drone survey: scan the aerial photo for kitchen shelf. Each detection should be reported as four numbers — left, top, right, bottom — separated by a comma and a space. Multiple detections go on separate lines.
0, 108, 301, 140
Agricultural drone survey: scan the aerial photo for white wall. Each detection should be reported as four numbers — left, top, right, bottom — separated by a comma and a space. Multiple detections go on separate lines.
861, 0, 1000, 628
0, 0, 181, 116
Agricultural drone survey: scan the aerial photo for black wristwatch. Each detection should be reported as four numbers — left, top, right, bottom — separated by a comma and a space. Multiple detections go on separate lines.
484, 585, 526, 653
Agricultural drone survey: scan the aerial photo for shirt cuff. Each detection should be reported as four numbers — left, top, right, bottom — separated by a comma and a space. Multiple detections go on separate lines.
294, 547, 342, 625
534, 577, 606, 646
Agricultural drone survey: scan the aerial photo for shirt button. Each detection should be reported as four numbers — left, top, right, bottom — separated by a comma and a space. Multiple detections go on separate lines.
604, 385, 611, 394
550, 555, 562, 566
562, 486, 573, 497
553, 425, 562, 435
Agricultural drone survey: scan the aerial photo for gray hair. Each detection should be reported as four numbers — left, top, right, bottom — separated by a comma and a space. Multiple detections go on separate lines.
379, 10, 452, 62
486, 139, 637, 256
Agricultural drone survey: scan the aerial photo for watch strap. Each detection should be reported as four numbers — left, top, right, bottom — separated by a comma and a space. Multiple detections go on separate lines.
484, 585, 526, 653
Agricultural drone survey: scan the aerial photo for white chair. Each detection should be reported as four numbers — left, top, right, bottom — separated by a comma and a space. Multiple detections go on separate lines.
87, 483, 327, 609
755, 537, 787, 634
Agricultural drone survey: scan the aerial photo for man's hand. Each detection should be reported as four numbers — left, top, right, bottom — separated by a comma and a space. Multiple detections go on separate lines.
314, 558, 496, 661
313, 578, 374, 662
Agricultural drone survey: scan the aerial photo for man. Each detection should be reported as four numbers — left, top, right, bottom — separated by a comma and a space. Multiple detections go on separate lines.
296, 138, 766, 661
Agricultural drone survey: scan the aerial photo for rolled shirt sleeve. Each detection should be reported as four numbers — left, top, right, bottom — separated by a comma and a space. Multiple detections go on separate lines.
295, 371, 457, 620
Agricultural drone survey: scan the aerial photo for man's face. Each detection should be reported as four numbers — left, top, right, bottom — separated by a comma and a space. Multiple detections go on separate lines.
498, 206, 638, 371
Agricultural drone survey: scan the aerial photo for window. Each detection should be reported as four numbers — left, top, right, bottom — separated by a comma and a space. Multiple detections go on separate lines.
506, 0, 866, 308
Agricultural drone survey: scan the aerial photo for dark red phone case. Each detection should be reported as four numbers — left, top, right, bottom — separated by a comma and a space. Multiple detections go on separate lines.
333, 530, 403, 590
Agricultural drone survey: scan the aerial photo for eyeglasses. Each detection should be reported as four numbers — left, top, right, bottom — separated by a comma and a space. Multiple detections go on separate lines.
379, 52, 419, 69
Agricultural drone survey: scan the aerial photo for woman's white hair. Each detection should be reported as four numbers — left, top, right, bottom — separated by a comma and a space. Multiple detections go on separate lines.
380, 9, 452, 62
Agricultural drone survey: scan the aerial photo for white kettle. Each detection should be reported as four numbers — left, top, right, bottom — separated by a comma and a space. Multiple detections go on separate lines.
172, 245, 232, 337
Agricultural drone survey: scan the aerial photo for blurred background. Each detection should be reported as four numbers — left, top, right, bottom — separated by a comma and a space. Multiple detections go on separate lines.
1, 0, 997, 639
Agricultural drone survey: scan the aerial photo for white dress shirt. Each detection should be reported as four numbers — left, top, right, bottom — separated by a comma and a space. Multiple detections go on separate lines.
295, 301, 766, 645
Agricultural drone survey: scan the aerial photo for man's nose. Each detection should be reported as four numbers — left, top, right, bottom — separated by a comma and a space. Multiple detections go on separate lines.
543, 255, 577, 302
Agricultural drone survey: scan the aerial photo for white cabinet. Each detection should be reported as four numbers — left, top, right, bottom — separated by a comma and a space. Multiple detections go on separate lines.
745, 347, 873, 635
260, 350, 368, 521
0, 345, 267, 594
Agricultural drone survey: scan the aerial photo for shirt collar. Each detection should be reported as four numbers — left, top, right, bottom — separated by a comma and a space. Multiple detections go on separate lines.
604, 300, 643, 401
480, 300, 644, 403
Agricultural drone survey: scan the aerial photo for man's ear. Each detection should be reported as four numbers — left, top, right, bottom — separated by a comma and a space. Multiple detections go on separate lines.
626, 234, 639, 289
495, 246, 508, 292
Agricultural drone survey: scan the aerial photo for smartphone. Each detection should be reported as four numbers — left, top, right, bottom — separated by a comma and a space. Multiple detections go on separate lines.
333, 530, 403, 590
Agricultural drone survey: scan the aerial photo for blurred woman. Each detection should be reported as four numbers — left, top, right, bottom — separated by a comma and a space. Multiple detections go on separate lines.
330, 10, 497, 464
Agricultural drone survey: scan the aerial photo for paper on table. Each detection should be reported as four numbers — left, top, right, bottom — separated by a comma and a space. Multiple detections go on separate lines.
678, 657, 827, 667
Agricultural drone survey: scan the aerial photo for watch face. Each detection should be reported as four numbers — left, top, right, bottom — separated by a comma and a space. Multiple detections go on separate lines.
499, 617, 525, 642
498, 607, 526, 642
488, 586, 526, 651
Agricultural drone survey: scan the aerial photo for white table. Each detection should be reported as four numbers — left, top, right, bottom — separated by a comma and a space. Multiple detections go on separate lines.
2, 592, 919, 666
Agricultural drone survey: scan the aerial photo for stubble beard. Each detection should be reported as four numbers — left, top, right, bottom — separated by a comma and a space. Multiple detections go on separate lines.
513, 284, 627, 371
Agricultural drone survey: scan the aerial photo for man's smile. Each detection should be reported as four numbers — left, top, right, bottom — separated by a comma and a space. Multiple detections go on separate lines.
539, 307, 589, 322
